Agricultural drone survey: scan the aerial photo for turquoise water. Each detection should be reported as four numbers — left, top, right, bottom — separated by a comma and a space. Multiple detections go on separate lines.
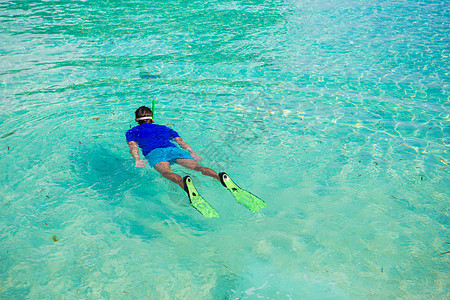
1, 0, 448, 298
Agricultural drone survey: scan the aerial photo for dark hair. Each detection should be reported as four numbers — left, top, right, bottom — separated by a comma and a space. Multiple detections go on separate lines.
135, 106, 153, 125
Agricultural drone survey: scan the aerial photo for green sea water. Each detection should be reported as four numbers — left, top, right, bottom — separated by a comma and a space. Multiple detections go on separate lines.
0, 0, 448, 298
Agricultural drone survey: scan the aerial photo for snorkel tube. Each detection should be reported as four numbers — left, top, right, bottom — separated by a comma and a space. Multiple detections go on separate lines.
152, 99, 155, 121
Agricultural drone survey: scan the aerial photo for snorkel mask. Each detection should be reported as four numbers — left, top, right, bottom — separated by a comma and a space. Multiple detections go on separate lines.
135, 100, 156, 123
135, 116, 153, 121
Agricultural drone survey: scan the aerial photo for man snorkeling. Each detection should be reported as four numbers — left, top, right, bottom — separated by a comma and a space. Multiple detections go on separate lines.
126, 106, 267, 218
126, 106, 219, 188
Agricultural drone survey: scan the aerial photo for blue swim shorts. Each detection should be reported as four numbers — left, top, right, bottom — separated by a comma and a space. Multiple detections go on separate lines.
145, 147, 193, 167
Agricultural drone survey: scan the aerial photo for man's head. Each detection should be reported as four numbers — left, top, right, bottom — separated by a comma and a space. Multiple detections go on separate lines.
135, 106, 153, 125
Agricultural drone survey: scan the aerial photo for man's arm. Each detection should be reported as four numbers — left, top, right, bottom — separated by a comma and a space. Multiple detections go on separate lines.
175, 137, 193, 151
128, 141, 148, 168
175, 137, 202, 161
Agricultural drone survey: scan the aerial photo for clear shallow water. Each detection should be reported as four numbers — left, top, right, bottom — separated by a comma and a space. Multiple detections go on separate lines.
0, 0, 448, 298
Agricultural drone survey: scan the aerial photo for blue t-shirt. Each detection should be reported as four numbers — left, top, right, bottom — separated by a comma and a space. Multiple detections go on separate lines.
125, 123, 180, 156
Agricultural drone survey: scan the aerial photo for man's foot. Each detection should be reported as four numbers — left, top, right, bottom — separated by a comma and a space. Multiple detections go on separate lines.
219, 172, 267, 212
183, 176, 220, 218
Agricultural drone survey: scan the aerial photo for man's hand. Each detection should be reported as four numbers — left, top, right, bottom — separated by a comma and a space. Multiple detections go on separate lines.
175, 137, 203, 161
135, 159, 148, 168
190, 151, 203, 161
128, 141, 146, 167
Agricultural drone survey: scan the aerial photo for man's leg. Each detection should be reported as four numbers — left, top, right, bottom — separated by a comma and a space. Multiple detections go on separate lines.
154, 161, 184, 189
176, 159, 219, 181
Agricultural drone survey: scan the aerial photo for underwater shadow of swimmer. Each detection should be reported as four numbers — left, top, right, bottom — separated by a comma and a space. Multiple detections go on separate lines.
71, 144, 175, 239
70, 144, 214, 231
70, 144, 150, 202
